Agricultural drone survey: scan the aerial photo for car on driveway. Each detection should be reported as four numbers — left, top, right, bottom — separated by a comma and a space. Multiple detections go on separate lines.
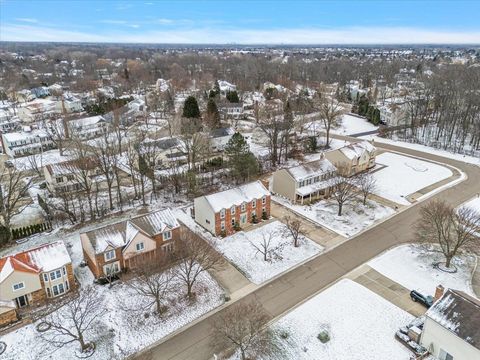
410, 290, 434, 308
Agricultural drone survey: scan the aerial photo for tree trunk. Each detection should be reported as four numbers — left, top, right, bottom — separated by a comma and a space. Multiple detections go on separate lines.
338, 202, 343, 216
445, 254, 453, 268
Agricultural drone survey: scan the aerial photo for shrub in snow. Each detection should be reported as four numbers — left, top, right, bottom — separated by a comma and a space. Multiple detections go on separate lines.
279, 330, 290, 339
317, 330, 330, 343
0, 342, 6, 355
262, 211, 268, 221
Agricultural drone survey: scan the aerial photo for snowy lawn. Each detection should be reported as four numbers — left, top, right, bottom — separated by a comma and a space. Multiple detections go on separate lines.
361, 135, 480, 167
274, 196, 395, 238
229, 279, 413, 360
369, 244, 477, 298
214, 221, 323, 284
332, 113, 378, 135
463, 196, 480, 213
1, 267, 224, 360
372, 152, 453, 205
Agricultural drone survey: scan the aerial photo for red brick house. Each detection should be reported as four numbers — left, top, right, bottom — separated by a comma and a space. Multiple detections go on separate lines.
80, 208, 180, 279
193, 180, 271, 236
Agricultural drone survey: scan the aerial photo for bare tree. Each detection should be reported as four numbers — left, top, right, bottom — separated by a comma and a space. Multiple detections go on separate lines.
357, 171, 377, 205
173, 229, 222, 298
328, 165, 359, 216
211, 301, 281, 360
283, 216, 306, 247
38, 287, 107, 355
127, 257, 175, 315
0, 166, 33, 241
316, 96, 344, 148
250, 231, 282, 261
415, 199, 480, 268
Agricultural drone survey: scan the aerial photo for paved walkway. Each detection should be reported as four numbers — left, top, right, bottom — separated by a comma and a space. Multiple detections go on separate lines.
270, 201, 346, 250
472, 255, 480, 298
346, 265, 426, 317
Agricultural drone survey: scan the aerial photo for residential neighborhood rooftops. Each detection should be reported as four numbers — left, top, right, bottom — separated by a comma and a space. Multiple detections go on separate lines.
68, 115, 105, 128
0, 241, 71, 282
201, 180, 270, 212
82, 208, 179, 253
337, 140, 376, 160
426, 289, 480, 350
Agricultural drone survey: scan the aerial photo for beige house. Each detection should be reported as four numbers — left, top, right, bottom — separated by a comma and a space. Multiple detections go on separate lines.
271, 157, 337, 204
420, 289, 480, 360
0, 241, 75, 315
324, 141, 376, 176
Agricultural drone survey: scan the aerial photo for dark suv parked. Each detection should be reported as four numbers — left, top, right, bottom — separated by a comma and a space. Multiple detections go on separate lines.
410, 290, 434, 308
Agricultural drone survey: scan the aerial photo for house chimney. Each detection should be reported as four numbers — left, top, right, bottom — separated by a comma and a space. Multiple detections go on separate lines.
434, 285, 444, 301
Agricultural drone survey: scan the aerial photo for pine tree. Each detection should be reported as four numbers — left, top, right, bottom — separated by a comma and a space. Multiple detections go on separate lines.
205, 98, 221, 128
214, 80, 221, 96
182, 96, 201, 118
226, 90, 240, 103
225, 132, 259, 182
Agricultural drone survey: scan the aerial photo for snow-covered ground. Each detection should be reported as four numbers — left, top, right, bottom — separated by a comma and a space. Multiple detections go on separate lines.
362, 135, 480, 167
463, 196, 480, 213
333, 114, 378, 135
274, 196, 395, 238
214, 221, 323, 284
229, 279, 413, 360
1, 268, 224, 360
369, 244, 477, 298
372, 152, 453, 205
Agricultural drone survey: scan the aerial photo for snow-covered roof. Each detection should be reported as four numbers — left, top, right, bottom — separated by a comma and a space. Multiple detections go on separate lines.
83, 208, 179, 253
200, 181, 270, 213
0, 241, 71, 282
2, 129, 49, 143
426, 289, 480, 350
68, 115, 105, 128
287, 159, 336, 182
337, 141, 376, 160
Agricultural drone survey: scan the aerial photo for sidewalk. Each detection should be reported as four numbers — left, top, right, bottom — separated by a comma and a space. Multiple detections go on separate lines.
472, 255, 480, 298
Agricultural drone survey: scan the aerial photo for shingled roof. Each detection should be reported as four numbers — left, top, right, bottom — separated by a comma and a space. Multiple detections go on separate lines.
426, 289, 480, 350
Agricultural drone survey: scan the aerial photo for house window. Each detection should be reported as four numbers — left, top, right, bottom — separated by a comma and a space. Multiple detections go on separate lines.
136, 242, 145, 251
162, 243, 174, 253
314, 176, 320, 183
252, 200, 256, 208
221, 221, 225, 231
231, 206, 236, 215
104, 262, 120, 276
262, 196, 266, 205
300, 181, 305, 187
67, 175, 74, 181
163, 230, 172, 240
47, 287, 51, 297
220, 209, 225, 219
231, 218, 235, 226
50, 269, 62, 281
104, 250, 116, 261
13, 282, 25, 291
439, 349, 453, 360
241, 203, 246, 212
62, 267, 66, 276
65, 280, 69, 291
56, 177, 63, 183
43, 273, 49, 282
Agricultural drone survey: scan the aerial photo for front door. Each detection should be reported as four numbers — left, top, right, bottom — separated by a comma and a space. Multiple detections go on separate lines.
240, 214, 247, 225
15, 295, 29, 308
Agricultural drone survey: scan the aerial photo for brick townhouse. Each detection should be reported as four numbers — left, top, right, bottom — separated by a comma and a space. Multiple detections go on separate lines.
193, 180, 271, 236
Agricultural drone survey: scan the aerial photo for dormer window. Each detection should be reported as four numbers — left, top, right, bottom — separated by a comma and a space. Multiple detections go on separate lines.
104, 249, 116, 261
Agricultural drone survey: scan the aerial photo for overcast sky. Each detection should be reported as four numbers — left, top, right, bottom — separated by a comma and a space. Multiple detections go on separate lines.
1, 0, 479, 44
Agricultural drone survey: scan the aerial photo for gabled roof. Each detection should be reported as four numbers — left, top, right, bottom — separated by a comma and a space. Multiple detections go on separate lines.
0, 241, 71, 282
199, 181, 270, 213
335, 141, 376, 160
82, 208, 179, 254
45, 157, 99, 176
286, 159, 336, 182
426, 289, 480, 350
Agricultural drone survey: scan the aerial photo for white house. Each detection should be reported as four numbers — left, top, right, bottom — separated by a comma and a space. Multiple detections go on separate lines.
17, 99, 59, 122
65, 115, 108, 140
420, 289, 480, 360
1, 128, 55, 158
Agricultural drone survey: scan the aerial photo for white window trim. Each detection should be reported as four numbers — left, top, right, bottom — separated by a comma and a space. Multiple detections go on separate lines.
13, 282, 25, 291
163, 230, 172, 240
104, 249, 116, 262
136, 242, 145, 252
262, 196, 266, 205
230, 206, 236, 215
220, 209, 225, 219
241, 203, 246, 212
252, 199, 256, 208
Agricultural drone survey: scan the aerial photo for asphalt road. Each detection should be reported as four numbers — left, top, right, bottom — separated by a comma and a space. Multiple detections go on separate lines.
135, 140, 480, 360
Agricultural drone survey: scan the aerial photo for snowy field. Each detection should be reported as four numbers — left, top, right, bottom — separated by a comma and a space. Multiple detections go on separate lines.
274, 196, 395, 238
1, 268, 224, 360
372, 152, 453, 205
214, 221, 323, 284
332, 114, 378, 135
229, 279, 413, 360
463, 196, 480, 213
362, 135, 480, 167
369, 244, 477, 298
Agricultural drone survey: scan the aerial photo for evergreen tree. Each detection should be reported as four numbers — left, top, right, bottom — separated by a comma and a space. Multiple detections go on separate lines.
224, 132, 259, 182
213, 81, 221, 96
226, 90, 240, 103
182, 96, 201, 118
205, 98, 221, 128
